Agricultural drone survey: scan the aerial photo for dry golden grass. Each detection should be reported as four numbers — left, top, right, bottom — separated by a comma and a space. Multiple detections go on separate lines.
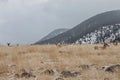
0, 43, 120, 80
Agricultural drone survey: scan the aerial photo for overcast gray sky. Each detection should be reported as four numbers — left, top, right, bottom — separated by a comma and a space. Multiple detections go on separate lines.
0, 0, 120, 44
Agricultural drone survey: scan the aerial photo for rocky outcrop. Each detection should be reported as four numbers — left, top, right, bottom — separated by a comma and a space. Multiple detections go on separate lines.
102, 64, 120, 72
60, 70, 81, 78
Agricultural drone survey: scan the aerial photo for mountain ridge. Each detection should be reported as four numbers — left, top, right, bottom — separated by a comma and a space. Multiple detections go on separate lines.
35, 10, 120, 44
36, 28, 68, 43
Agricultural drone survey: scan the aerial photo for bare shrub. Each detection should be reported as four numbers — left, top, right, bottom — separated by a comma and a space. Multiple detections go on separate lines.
7, 43, 11, 46
94, 46, 99, 50
102, 43, 110, 49
113, 42, 118, 46
0, 64, 9, 74
15, 69, 36, 78
94, 43, 110, 50
56, 43, 62, 47
42, 69, 55, 76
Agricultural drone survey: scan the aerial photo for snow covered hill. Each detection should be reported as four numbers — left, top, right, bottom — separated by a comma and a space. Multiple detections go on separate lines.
76, 24, 120, 44
36, 28, 68, 43
35, 10, 120, 44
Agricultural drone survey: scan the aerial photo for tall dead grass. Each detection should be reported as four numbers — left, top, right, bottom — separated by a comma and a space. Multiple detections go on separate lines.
0, 44, 120, 80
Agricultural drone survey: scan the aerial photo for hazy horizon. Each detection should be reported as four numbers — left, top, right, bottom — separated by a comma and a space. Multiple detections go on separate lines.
0, 0, 120, 44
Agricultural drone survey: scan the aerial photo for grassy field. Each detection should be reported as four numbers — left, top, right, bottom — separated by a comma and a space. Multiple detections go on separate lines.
0, 43, 120, 80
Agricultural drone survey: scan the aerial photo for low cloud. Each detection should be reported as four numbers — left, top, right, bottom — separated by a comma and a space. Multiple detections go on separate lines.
0, 0, 120, 44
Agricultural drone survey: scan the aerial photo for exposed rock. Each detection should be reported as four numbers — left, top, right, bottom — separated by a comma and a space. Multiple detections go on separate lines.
90, 64, 99, 70
102, 64, 120, 72
15, 73, 20, 78
15, 69, 36, 78
103, 43, 110, 49
43, 69, 55, 75
55, 77, 64, 80
79, 64, 90, 70
60, 70, 81, 78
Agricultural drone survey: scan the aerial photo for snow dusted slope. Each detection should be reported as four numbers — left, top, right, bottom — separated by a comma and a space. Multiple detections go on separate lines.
35, 10, 120, 44
36, 28, 68, 43
76, 24, 120, 44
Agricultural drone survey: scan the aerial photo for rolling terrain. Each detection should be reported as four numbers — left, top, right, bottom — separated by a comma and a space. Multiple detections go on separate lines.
0, 44, 120, 80
35, 10, 120, 44
37, 28, 68, 42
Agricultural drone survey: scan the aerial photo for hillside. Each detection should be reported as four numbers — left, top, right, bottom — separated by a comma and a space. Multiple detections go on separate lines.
35, 10, 120, 44
37, 28, 68, 42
